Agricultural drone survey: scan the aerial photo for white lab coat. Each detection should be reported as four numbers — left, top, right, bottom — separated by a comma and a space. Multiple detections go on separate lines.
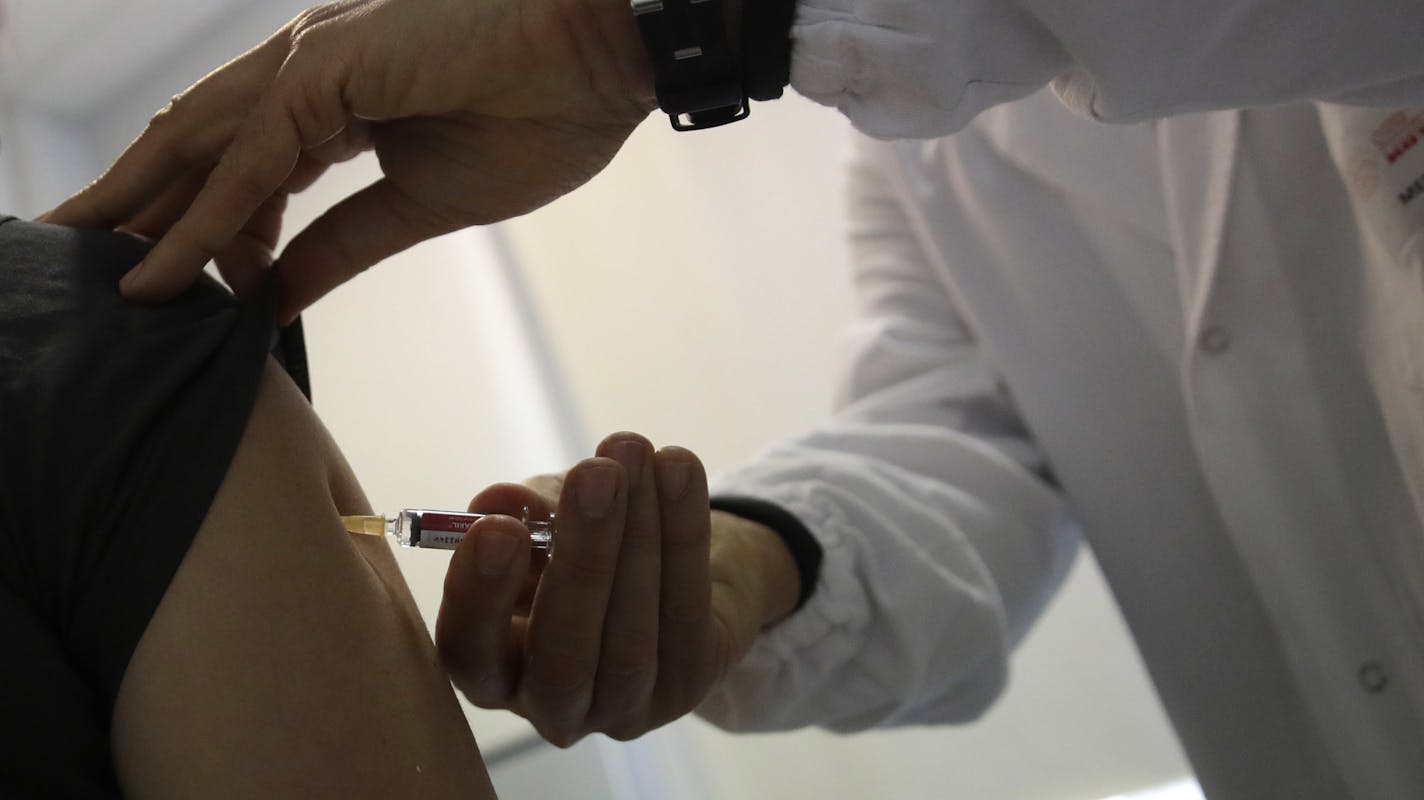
701, 2, 1424, 797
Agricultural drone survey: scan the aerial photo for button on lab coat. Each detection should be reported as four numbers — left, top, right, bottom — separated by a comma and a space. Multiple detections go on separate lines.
699, 2, 1424, 795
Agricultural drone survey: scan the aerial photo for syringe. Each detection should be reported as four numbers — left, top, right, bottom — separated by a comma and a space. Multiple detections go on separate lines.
342, 507, 555, 551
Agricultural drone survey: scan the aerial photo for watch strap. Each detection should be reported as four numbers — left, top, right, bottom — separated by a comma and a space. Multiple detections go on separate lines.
740, 0, 796, 101
632, 0, 749, 131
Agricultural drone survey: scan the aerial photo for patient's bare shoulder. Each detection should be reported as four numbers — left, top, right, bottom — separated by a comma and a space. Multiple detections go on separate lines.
112, 359, 494, 800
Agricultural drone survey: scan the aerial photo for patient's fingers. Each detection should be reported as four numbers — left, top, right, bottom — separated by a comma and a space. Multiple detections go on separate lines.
519, 458, 626, 746
588, 434, 661, 735
436, 514, 532, 709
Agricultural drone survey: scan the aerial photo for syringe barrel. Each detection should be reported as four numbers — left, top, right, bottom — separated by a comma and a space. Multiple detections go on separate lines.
394, 509, 555, 551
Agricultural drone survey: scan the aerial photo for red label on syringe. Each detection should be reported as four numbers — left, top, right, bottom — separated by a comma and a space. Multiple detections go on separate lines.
396, 509, 552, 612
420, 513, 482, 534
412, 512, 481, 548
399, 509, 554, 551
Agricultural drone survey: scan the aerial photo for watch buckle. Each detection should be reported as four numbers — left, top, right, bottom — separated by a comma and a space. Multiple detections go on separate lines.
671, 99, 750, 131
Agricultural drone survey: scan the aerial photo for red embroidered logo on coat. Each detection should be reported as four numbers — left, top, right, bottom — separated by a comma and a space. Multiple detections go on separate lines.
1371, 111, 1424, 164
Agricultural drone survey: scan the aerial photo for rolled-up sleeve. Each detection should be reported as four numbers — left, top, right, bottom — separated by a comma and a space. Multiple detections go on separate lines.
789, 0, 1424, 138
696, 141, 1078, 732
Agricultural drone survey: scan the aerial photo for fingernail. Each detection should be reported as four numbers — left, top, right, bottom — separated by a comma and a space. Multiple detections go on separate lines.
608, 440, 645, 489
474, 528, 517, 575
656, 458, 691, 499
576, 465, 618, 519
119, 262, 146, 294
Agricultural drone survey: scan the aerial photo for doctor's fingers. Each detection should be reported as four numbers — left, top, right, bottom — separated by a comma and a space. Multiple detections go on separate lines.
113, 36, 361, 303
465, 480, 559, 525
642, 447, 716, 729
137, 155, 341, 301
463, 479, 558, 613
434, 482, 556, 708
518, 458, 629, 747
437, 514, 534, 708
557, 442, 714, 741
39, 13, 292, 232
591, 446, 715, 742
213, 192, 290, 298
116, 173, 290, 300
544, 441, 715, 743
60, 3, 379, 303
584, 434, 664, 734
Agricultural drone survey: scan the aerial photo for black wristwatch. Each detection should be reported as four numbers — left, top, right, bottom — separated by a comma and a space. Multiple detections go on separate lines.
631, 0, 749, 131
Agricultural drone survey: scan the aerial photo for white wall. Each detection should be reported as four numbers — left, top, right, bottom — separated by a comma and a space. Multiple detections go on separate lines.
499, 100, 856, 470
0, 107, 16, 211
3, 2, 1198, 798
0, 99, 101, 214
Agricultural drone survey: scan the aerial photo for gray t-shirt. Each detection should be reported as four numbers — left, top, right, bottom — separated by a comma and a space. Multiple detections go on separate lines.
0, 217, 303, 797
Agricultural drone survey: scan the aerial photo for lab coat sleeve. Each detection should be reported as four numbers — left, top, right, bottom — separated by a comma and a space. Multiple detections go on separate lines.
696, 141, 1079, 733
789, 0, 1424, 138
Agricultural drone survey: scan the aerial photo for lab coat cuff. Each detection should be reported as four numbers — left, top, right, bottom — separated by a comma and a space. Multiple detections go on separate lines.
697, 477, 871, 730
786, 0, 1071, 139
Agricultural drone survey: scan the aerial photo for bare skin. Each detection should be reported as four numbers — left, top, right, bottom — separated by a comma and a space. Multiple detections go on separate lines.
41, 0, 747, 320
438, 432, 801, 747
111, 359, 495, 799
41, 0, 658, 321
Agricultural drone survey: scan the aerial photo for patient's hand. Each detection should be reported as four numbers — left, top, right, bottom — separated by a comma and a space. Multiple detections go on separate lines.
436, 433, 799, 746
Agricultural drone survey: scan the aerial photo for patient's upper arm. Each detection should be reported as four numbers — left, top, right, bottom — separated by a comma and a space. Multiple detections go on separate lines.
111, 359, 495, 799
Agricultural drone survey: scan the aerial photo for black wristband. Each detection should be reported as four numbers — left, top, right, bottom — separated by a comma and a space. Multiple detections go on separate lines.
739, 0, 796, 101
633, 0, 749, 130
710, 495, 823, 611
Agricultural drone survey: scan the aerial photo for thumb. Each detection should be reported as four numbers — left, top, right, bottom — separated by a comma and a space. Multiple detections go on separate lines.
437, 514, 533, 708
274, 177, 456, 323
521, 473, 566, 505
468, 482, 559, 521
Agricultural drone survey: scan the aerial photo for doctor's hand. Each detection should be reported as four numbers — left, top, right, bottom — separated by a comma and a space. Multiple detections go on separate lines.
41, 0, 656, 322
436, 433, 799, 746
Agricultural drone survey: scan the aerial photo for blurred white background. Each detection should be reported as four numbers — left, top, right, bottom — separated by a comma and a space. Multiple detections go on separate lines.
1, 1, 1198, 797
